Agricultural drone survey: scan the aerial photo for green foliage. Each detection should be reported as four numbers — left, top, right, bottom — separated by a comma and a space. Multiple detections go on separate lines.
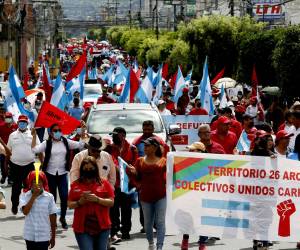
272, 26, 300, 96
104, 18, 300, 97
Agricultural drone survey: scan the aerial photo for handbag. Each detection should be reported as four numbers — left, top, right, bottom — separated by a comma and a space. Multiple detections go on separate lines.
84, 214, 102, 235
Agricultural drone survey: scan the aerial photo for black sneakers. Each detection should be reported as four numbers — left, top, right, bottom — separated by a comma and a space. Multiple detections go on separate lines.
59, 217, 68, 230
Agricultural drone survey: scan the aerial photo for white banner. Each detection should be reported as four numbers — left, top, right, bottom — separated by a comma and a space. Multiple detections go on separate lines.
166, 152, 300, 241
162, 115, 214, 150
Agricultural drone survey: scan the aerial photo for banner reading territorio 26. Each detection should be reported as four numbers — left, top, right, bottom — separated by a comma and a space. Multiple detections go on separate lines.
166, 152, 300, 241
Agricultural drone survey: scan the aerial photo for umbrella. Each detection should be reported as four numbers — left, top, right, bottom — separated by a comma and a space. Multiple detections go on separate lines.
25, 88, 45, 104
262, 86, 281, 95
215, 77, 237, 89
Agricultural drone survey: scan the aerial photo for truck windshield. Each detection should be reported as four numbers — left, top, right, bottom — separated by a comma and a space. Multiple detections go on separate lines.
88, 109, 164, 134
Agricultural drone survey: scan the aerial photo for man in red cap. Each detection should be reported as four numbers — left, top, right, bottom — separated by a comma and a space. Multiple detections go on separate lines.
211, 116, 238, 154
0, 112, 17, 184
274, 130, 294, 157
176, 88, 190, 115
3, 115, 42, 214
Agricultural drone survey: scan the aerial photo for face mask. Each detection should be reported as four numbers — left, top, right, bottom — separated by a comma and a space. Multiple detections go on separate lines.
82, 169, 97, 179
18, 122, 28, 130
5, 118, 12, 123
53, 131, 62, 140
76, 128, 82, 135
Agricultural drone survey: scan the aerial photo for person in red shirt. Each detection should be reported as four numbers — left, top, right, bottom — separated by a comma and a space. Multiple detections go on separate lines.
68, 156, 114, 250
109, 127, 138, 241
211, 116, 238, 154
189, 98, 208, 116
127, 137, 167, 250
0, 112, 18, 184
211, 108, 242, 139
176, 88, 190, 115
198, 124, 225, 154
97, 89, 116, 104
162, 91, 175, 113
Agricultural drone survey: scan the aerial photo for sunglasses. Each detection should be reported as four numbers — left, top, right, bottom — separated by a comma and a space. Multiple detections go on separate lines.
52, 129, 61, 133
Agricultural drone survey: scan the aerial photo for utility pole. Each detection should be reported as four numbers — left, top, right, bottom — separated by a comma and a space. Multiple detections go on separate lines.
115, 0, 118, 25
155, 0, 159, 39
229, 0, 234, 16
129, 0, 132, 28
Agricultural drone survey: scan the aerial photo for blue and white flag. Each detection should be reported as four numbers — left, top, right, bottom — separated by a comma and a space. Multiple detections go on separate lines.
118, 70, 130, 103
185, 70, 193, 86
50, 74, 68, 110
198, 57, 215, 115
153, 65, 163, 104
66, 68, 85, 102
133, 59, 139, 73
236, 130, 251, 152
173, 66, 186, 104
7, 65, 34, 122
135, 74, 153, 103
219, 84, 227, 108
102, 65, 113, 84
118, 157, 135, 194
88, 67, 97, 80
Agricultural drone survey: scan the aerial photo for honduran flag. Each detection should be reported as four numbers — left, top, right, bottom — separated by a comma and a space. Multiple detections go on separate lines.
66, 68, 86, 102
219, 84, 227, 109
173, 66, 186, 104
50, 74, 68, 111
135, 73, 153, 103
88, 67, 98, 80
153, 65, 163, 104
7, 65, 35, 122
198, 57, 215, 115
118, 157, 135, 194
236, 130, 251, 152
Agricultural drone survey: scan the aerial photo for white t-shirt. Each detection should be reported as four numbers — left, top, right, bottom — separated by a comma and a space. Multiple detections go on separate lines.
19, 191, 57, 242
7, 130, 40, 166
159, 108, 171, 116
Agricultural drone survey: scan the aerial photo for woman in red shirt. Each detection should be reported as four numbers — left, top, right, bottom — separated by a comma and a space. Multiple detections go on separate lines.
68, 156, 114, 250
127, 137, 167, 250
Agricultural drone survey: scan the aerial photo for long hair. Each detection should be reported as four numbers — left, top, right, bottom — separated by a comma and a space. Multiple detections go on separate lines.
48, 123, 60, 139
78, 156, 101, 184
155, 145, 163, 158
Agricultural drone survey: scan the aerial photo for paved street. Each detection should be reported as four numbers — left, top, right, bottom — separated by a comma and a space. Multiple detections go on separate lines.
0, 184, 299, 250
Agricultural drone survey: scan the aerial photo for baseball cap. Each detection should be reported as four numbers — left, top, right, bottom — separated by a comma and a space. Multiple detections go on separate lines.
276, 130, 294, 141
217, 116, 231, 124
109, 127, 126, 136
5, 112, 13, 118
186, 142, 206, 152
18, 115, 28, 122
182, 87, 189, 93
142, 137, 160, 147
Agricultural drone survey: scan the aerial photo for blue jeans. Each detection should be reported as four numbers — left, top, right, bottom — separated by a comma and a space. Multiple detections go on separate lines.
75, 230, 110, 250
46, 172, 68, 219
141, 197, 166, 249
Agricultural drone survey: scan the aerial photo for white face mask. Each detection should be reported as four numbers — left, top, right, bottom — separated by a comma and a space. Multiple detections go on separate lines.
5, 118, 12, 123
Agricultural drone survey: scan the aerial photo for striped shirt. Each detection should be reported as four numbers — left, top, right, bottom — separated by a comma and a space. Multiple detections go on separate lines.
19, 191, 57, 242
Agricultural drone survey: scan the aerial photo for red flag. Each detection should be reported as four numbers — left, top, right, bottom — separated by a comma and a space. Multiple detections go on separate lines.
129, 68, 140, 103
42, 65, 52, 102
35, 102, 81, 135
66, 51, 87, 82
162, 63, 168, 80
251, 65, 258, 98
23, 72, 29, 91
211, 67, 225, 85
168, 72, 177, 90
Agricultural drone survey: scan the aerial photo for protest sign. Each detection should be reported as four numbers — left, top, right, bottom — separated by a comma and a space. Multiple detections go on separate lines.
35, 101, 80, 134
162, 115, 213, 150
166, 152, 300, 241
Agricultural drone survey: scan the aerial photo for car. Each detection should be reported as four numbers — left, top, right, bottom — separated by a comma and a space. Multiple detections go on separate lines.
86, 103, 180, 146
83, 83, 102, 104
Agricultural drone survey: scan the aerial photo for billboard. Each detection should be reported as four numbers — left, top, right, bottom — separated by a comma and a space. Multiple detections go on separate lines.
252, 0, 285, 21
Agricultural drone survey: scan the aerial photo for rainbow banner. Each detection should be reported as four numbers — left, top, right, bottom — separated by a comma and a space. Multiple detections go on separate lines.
166, 152, 300, 242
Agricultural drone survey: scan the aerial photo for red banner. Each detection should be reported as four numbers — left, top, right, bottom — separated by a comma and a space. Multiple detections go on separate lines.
35, 102, 80, 134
